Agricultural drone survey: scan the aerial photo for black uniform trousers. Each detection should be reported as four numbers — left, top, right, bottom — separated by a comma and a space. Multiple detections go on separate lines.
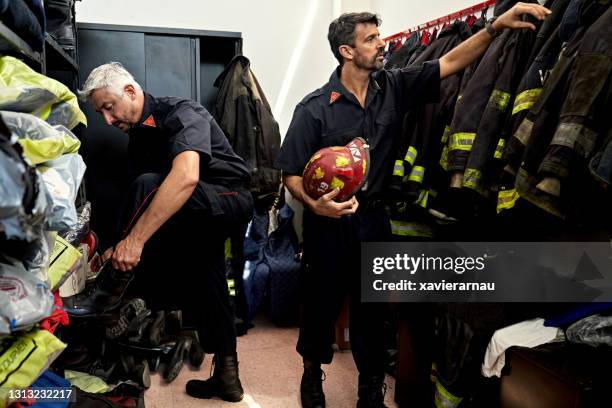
118, 173, 253, 356
298, 204, 391, 376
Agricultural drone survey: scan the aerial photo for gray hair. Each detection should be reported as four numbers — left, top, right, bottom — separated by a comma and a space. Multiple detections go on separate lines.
78, 62, 141, 101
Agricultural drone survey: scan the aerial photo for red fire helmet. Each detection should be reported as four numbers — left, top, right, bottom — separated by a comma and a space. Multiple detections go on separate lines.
302, 137, 370, 201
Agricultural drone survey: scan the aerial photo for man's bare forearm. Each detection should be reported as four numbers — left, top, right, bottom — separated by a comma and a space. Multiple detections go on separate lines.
283, 174, 313, 208
439, 28, 495, 79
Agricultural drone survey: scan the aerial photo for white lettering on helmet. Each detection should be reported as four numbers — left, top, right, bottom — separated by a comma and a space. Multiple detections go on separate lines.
349, 146, 362, 162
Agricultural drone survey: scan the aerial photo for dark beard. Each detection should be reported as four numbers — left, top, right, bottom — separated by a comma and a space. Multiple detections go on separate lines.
354, 52, 384, 71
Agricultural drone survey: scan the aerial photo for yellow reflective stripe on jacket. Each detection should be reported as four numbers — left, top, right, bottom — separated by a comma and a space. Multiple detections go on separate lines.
404, 146, 418, 166
393, 160, 404, 177
434, 380, 463, 408
415, 189, 429, 208
512, 88, 542, 115
441, 125, 451, 144
439, 146, 449, 170
227, 278, 236, 296
449, 132, 475, 151
390, 220, 434, 237
489, 89, 511, 111
497, 188, 520, 213
494, 138, 505, 159
224, 238, 232, 260
408, 165, 425, 183
462, 168, 483, 192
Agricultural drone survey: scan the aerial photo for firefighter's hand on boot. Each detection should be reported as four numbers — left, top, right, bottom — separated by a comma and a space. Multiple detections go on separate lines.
112, 235, 143, 271
306, 188, 359, 219
495, 2, 551, 32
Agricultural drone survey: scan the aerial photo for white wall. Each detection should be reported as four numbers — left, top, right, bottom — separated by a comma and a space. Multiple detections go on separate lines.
76, 0, 483, 135
76, 0, 337, 136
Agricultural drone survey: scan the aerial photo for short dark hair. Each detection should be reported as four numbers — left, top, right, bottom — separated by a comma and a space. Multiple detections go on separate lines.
328, 12, 381, 65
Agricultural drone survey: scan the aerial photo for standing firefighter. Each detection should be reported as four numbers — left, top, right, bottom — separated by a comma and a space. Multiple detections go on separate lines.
276, 5, 551, 407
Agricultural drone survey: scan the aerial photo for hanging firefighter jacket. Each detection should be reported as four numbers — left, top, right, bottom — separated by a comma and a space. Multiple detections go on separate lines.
524, 0, 571, 74
214, 55, 281, 201
385, 32, 421, 69
406, 44, 428, 66
459, 25, 536, 196
437, 17, 486, 181
445, 15, 538, 190
390, 20, 473, 201
514, 4, 612, 218
445, 0, 538, 188
383, 0, 611, 237
385, 21, 473, 239
446, 31, 513, 179
502, 0, 574, 179
454, 17, 486, 100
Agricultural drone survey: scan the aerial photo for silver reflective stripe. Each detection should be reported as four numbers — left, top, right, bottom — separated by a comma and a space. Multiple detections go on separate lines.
404, 146, 418, 166
393, 159, 404, 177
514, 118, 534, 146
408, 166, 425, 183
551, 122, 598, 158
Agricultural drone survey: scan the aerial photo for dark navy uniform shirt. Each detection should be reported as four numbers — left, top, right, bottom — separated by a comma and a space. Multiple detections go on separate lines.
127, 93, 250, 185
275, 61, 441, 199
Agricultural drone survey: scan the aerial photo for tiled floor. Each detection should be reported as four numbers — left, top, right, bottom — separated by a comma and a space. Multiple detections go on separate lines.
145, 317, 398, 408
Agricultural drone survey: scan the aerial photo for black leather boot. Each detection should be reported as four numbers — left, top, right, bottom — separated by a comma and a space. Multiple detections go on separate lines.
146, 310, 166, 346
63, 263, 135, 317
44, 0, 75, 51
105, 298, 149, 339
301, 360, 325, 408
356, 374, 387, 408
178, 329, 205, 368
163, 337, 192, 383
186, 354, 244, 402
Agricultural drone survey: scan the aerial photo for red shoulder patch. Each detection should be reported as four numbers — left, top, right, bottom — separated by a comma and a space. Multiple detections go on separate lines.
329, 91, 341, 104
143, 114, 156, 128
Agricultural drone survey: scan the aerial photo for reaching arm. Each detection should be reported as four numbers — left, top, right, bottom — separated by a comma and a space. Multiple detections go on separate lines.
439, 2, 551, 79
112, 150, 200, 271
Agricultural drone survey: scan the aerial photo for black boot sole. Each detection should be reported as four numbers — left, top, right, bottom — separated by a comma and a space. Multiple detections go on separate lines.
186, 379, 244, 402
219, 392, 244, 403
